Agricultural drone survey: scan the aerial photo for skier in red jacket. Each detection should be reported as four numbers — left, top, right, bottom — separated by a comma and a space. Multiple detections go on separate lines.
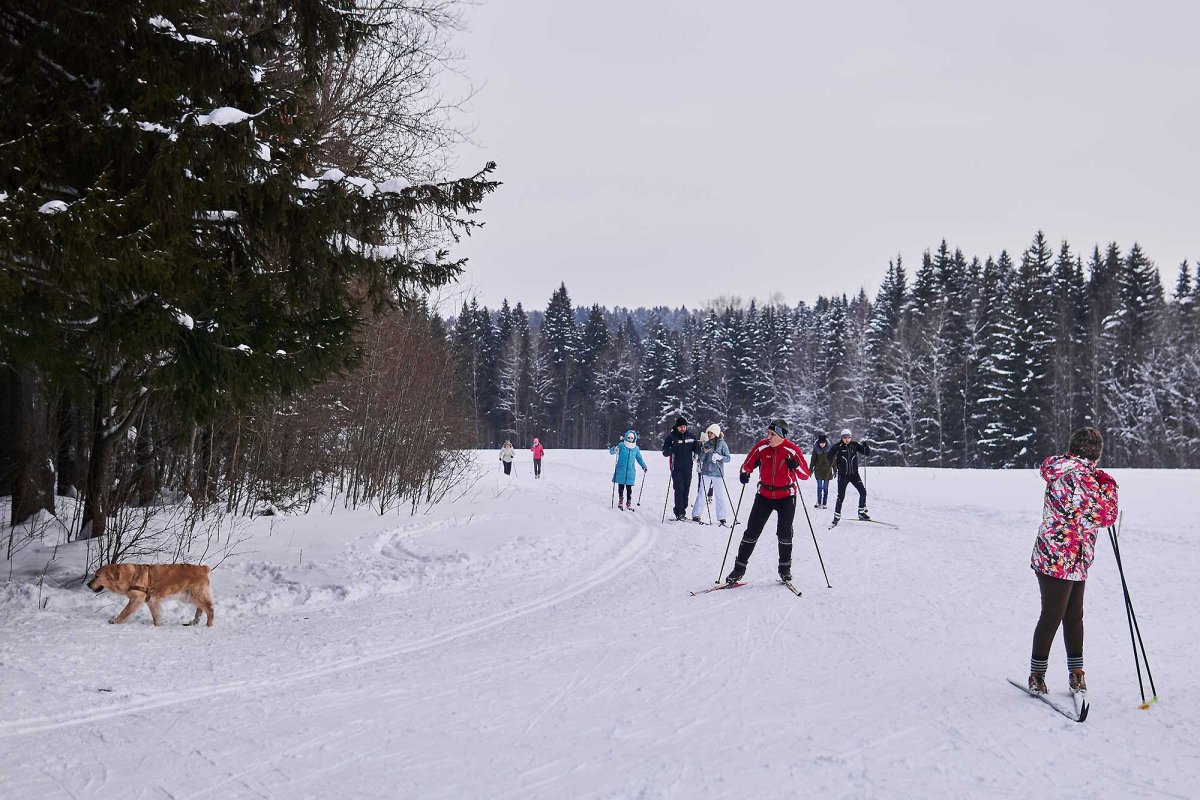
725, 418, 811, 584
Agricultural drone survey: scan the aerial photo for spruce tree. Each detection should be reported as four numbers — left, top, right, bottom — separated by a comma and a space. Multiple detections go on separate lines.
865, 259, 909, 462
1008, 232, 1056, 465
578, 305, 611, 447
1101, 243, 1165, 463
0, 1, 496, 535
974, 252, 1020, 467
1048, 241, 1088, 450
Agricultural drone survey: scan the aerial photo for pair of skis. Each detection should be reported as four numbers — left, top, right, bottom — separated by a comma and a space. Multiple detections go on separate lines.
690, 579, 801, 597
1008, 678, 1089, 722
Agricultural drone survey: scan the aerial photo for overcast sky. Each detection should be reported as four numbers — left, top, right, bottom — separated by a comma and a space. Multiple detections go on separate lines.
444, 0, 1199, 312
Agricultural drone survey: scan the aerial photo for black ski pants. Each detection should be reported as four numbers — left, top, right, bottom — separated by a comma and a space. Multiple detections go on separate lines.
672, 468, 693, 517
502, 461, 512, 475
733, 494, 796, 575
617, 483, 633, 504
834, 474, 867, 515
1032, 572, 1086, 662
533, 458, 542, 477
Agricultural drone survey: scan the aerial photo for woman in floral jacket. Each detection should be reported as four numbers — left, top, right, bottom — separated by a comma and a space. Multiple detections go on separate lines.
1027, 427, 1118, 695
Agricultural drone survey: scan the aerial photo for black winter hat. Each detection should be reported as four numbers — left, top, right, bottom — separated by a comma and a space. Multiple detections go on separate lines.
673, 416, 689, 428
768, 418, 788, 437
817, 431, 828, 442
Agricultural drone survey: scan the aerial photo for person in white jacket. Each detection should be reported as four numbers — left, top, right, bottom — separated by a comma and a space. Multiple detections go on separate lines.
691, 424, 732, 525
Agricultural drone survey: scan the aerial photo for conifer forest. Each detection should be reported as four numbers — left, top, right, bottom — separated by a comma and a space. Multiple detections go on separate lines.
451, 233, 1200, 469
2, 2, 1198, 550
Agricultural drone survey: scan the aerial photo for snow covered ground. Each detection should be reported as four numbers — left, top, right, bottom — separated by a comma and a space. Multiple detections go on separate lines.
1, 450, 1196, 799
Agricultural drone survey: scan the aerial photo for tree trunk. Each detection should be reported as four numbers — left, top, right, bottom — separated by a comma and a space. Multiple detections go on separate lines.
193, 424, 214, 505
56, 396, 86, 498
9, 366, 56, 526
81, 390, 111, 539
133, 408, 158, 506
0, 364, 18, 497
80, 384, 149, 539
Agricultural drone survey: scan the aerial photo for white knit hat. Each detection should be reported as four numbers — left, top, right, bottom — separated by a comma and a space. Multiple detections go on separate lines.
840, 428, 852, 437
705, 423, 722, 437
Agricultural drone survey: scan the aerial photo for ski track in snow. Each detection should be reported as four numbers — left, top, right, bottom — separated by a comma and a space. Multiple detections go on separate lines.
0, 470, 657, 740
1, 455, 1197, 799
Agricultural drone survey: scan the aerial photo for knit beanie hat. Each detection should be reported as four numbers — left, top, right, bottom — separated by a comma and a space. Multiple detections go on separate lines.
705, 424, 722, 437
768, 418, 788, 437
1068, 427, 1103, 461
840, 428, 852, 438
674, 416, 688, 428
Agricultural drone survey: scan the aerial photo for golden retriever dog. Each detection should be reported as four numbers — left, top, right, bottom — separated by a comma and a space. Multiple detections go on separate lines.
87, 563, 214, 627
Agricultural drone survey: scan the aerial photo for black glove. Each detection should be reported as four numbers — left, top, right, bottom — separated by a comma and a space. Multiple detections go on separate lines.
739, 471, 750, 485
786, 457, 800, 470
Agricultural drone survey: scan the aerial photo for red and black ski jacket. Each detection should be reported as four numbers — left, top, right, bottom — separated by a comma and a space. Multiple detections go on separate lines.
740, 439, 811, 500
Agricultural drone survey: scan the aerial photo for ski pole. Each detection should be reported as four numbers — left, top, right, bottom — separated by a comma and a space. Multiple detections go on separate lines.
716, 479, 747, 584
637, 469, 646, 506
661, 469, 672, 523
794, 479, 832, 588
1108, 521, 1158, 706
699, 457, 714, 525
611, 482, 616, 508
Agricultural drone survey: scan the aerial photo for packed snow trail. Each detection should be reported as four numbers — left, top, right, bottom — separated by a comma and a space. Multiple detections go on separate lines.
1, 453, 1196, 799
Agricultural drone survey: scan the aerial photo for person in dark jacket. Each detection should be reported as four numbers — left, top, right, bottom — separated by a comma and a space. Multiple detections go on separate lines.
725, 418, 811, 583
810, 433, 834, 509
828, 428, 870, 526
662, 416, 701, 521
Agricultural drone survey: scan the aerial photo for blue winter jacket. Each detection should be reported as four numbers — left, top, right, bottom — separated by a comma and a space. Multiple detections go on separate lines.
698, 437, 732, 478
609, 431, 648, 485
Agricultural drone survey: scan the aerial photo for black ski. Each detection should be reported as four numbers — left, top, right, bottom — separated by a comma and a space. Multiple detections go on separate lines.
690, 581, 745, 596
781, 579, 802, 596
852, 518, 899, 529
1007, 678, 1088, 722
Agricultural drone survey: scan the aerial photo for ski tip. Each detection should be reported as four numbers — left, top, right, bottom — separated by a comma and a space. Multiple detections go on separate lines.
1078, 702, 1090, 722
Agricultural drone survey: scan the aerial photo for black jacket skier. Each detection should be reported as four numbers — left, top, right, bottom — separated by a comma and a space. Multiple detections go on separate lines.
829, 438, 870, 479
662, 416, 701, 520
829, 429, 870, 524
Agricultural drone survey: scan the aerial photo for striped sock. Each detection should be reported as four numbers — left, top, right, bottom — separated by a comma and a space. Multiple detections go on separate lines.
1067, 654, 1084, 672
1030, 656, 1049, 675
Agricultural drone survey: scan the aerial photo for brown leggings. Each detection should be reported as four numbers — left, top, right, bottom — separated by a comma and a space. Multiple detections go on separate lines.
1032, 572, 1086, 661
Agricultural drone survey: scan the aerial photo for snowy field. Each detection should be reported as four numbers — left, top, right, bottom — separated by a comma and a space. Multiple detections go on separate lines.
1, 450, 1196, 799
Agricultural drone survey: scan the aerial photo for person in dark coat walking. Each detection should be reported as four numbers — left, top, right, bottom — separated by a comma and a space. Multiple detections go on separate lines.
662, 416, 701, 521
725, 418, 811, 583
810, 432, 834, 509
828, 428, 870, 526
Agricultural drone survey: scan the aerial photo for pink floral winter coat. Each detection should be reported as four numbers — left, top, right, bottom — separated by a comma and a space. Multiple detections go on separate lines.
1030, 455, 1119, 581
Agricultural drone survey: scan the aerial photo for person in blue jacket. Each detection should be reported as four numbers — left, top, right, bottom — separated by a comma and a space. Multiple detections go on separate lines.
609, 429, 648, 510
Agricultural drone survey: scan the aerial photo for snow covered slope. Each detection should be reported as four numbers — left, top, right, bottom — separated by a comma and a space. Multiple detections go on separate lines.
1, 452, 1196, 799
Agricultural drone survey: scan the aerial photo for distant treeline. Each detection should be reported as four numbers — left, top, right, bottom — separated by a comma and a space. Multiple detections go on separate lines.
448, 232, 1199, 468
